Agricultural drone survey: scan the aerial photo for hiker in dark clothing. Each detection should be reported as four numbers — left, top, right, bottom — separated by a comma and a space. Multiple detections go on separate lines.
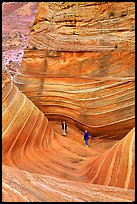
84, 130, 89, 147
61, 121, 67, 136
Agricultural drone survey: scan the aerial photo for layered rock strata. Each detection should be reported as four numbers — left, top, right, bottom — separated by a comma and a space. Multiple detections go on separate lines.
14, 49, 135, 139
29, 2, 135, 51
84, 127, 135, 189
2, 165, 134, 202
3, 2, 135, 202
2, 77, 135, 201
14, 2, 135, 139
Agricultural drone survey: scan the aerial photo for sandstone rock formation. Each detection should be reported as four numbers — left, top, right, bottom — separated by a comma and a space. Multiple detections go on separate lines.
2, 2, 135, 202
2, 76, 135, 201
14, 2, 135, 139
14, 52, 135, 139
2, 2, 38, 73
29, 2, 135, 51
2, 165, 134, 202
84, 127, 135, 189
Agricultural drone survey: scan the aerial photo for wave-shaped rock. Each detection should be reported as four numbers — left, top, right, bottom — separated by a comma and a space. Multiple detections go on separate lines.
14, 50, 135, 139
2, 165, 134, 202
84, 127, 135, 189
14, 3, 135, 139
3, 2, 135, 202
2, 73, 135, 201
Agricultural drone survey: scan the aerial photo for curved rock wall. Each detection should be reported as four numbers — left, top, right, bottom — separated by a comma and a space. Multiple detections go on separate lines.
2, 78, 135, 201
14, 2, 135, 139
3, 2, 135, 201
14, 66, 134, 139
84, 127, 135, 189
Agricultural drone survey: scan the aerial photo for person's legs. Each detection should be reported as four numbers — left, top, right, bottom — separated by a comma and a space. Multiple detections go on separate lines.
85, 139, 88, 147
62, 129, 66, 136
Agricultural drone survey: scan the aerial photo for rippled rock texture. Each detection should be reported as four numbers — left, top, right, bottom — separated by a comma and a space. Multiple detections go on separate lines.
2, 77, 135, 201
29, 2, 134, 51
3, 2, 135, 202
14, 63, 135, 139
14, 2, 135, 140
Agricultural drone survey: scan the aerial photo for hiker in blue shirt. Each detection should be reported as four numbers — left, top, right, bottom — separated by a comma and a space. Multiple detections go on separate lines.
84, 130, 89, 147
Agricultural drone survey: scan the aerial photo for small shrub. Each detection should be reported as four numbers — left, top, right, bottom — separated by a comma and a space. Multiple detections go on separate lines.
32, 46, 37, 50
130, 25, 135, 31
120, 12, 127, 17
71, 158, 83, 163
114, 45, 118, 49
30, 28, 35, 32
109, 11, 115, 17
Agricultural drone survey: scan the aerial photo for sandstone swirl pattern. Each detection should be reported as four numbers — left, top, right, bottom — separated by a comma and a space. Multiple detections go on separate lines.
3, 2, 135, 202
2, 77, 135, 201
14, 50, 135, 139
14, 2, 135, 139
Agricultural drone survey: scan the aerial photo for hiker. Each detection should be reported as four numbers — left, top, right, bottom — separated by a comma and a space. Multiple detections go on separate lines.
84, 130, 89, 147
61, 121, 67, 136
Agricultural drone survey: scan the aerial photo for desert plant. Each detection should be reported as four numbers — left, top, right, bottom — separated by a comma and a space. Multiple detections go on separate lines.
109, 11, 115, 17
32, 46, 37, 50
120, 11, 127, 17
130, 25, 135, 31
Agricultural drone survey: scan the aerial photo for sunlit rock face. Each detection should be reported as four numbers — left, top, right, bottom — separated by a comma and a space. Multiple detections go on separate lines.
14, 59, 135, 139
85, 127, 135, 189
29, 2, 134, 51
14, 2, 135, 139
3, 2, 135, 202
2, 77, 135, 201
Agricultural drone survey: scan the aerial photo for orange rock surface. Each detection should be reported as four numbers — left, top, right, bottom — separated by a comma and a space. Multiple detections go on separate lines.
2, 77, 135, 201
14, 49, 135, 139
14, 2, 135, 139
2, 2, 135, 202
29, 2, 135, 51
